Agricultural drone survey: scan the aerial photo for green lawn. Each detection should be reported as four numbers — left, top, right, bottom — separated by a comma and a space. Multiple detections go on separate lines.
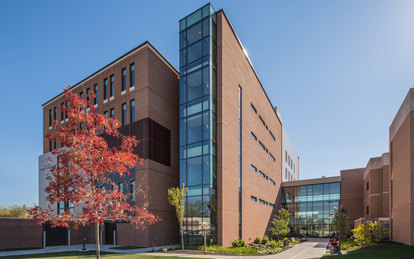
322, 243, 414, 258
0, 251, 202, 259
109, 246, 145, 250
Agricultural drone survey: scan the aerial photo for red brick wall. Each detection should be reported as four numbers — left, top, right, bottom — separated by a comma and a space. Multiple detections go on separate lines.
0, 218, 42, 249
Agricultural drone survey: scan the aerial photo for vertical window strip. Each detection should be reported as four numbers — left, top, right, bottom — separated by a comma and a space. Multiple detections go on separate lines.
238, 85, 242, 239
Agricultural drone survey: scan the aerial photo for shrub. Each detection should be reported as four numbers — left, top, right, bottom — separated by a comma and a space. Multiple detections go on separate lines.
170, 247, 176, 251
269, 240, 279, 248
253, 237, 261, 244
231, 238, 246, 248
261, 235, 269, 244
351, 221, 388, 248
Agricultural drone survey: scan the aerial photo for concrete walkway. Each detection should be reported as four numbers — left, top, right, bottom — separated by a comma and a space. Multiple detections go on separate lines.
148, 238, 330, 259
0, 239, 329, 259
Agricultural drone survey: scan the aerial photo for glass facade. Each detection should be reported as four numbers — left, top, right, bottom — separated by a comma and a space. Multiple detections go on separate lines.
282, 182, 340, 238
179, 3, 217, 245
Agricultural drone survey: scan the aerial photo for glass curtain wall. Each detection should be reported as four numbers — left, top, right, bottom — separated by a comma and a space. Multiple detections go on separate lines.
179, 4, 217, 245
282, 182, 340, 237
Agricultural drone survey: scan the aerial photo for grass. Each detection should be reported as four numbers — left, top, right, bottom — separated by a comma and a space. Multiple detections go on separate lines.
322, 243, 414, 258
203, 245, 261, 255
0, 251, 202, 259
109, 246, 145, 250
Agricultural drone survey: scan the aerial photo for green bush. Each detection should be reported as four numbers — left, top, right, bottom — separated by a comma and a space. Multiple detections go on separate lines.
231, 238, 246, 248
203, 245, 259, 255
352, 221, 388, 248
253, 237, 261, 244
269, 240, 279, 248
261, 235, 269, 244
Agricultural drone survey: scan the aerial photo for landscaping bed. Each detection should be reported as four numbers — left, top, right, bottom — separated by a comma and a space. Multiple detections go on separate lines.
322, 242, 414, 258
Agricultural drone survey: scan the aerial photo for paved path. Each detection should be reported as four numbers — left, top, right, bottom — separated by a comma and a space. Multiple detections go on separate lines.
0, 238, 329, 259
148, 238, 330, 259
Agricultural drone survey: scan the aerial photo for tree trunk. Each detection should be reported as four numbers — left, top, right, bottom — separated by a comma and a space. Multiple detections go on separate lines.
95, 223, 100, 259
180, 222, 184, 250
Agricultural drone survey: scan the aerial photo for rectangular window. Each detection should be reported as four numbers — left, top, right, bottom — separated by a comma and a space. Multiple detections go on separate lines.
131, 180, 135, 202
119, 182, 124, 194
251, 164, 257, 172
259, 199, 265, 204
367, 182, 369, 190
65, 102, 68, 119
258, 115, 265, 126
259, 141, 265, 150
251, 196, 257, 202
104, 79, 108, 100
366, 206, 369, 215
122, 103, 126, 126
49, 140, 52, 152
269, 203, 275, 208
49, 109, 52, 126
259, 170, 265, 178
122, 68, 126, 91
104, 111, 108, 118
130, 99, 135, 123
285, 151, 287, 162
80, 92, 83, 99
269, 178, 275, 185
54, 140, 57, 149
130, 63, 135, 87
269, 152, 275, 161
61, 103, 64, 121
110, 108, 114, 119
251, 132, 257, 141
53, 107, 57, 121
110, 75, 114, 97
86, 88, 90, 108
251, 103, 257, 114
269, 130, 275, 141
94, 84, 98, 105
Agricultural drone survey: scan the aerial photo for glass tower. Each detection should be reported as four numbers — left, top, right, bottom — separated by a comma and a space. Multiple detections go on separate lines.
282, 182, 341, 237
179, 4, 217, 245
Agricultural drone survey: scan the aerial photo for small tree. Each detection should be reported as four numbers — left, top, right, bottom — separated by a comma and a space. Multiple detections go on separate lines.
167, 183, 187, 250
331, 205, 349, 235
269, 208, 290, 241
0, 204, 31, 218
29, 88, 159, 259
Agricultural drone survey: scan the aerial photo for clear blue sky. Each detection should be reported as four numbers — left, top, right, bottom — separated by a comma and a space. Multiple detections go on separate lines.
1, 0, 414, 206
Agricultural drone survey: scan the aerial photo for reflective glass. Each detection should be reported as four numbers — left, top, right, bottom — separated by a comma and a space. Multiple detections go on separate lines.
203, 155, 210, 184
180, 31, 187, 49
187, 157, 202, 186
187, 40, 202, 64
180, 77, 186, 104
180, 118, 186, 146
187, 22, 202, 46
180, 49, 187, 67
202, 66, 210, 96
187, 98, 203, 116
203, 111, 210, 140
180, 160, 186, 186
187, 142, 202, 158
186, 9, 202, 28
187, 70, 202, 101
188, 185, 202, 196
187, 113, 202, 144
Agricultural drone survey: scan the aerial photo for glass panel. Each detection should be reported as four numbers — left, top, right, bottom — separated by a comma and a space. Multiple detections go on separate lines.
180, 160, 186, 186
187, 22, 202, 46
202, 195, 210, 217
202, 17, 209, 37
187, 98, 203, 116
202, 37, 210, 57
187, 70, 202, 101
202, 66, 210, 96
202, 96, 209, 111
180, 49, 187, 67
180, 77, 186, 104
187, 113, 202, 144
187, 58, 203, 74
186, 9, 202, 28
187, 142, 202, 158
180, 19, 186, 31
180, 104, 186, 118
180, 118, 186, 146
202, 141, 209, 154
180, 30, 187, 49
202, 5, 210, 19
188, 185, 202, 196
180, 146, 186, 159
187, 40, 202, 64
203, 185, 210, 196
203, 111, 210, 141
187, 156, 202, 186
203, 155, 210, 184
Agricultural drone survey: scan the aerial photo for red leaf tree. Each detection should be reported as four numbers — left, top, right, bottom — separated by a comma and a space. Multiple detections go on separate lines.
29, 87, 159, 258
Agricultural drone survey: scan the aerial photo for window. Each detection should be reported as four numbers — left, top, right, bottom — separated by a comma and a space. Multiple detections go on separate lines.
259, 170, 265, 178
104, 111, 108, 118
119, 182, 124, 194
367, 181, 369, 190
131, 180, 135, 202
366, 206, 369, 215
269, 178, 275, 185
86, 88, 90, 108
49, 140, 52, 152
94, 84, 98, 105
65, 102, 68, 119
122, 68, 126, 91
130, 63, 135, 87
258, 115, 265, 126
110, 75, 114, 97
60, 103, 64, 121
259, 141, 265, 150
49, 109, 52, 126
122, 103, 126, 126
269, 203, 275, 208
130, 99, 135, 123
250, 164, 257, 172
269, 130, 275, 141
251, 132, 257, 141
285, 151, 287, 162
251, 103, 257, 114
259, 199, 265, 204
110, 108, 114, 119
269, 152, 275, 161
53, 107, 57, 121
80, 92, 84, 99
251, 196, 257, 202
54, 140, 57, 149
285, 168, 288, 179
104, 79, 108, 100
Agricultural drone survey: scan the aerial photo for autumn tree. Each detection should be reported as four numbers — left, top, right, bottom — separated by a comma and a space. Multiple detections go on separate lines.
0, 204, 31, 218
167, 183, 187, 250
29, 87, 158, 259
